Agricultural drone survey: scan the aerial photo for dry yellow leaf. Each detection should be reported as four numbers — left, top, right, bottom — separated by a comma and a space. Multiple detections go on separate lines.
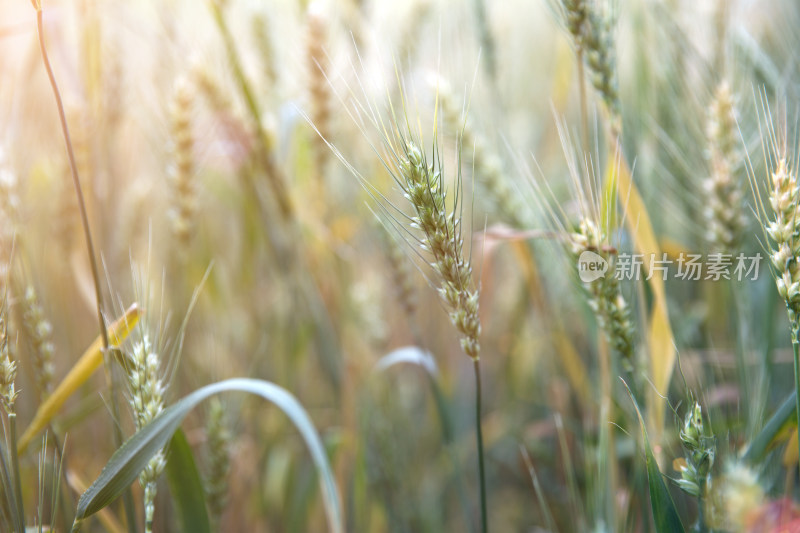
18, 304, 142, 453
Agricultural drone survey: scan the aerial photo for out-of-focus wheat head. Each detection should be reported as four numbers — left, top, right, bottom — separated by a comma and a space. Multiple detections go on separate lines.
168, 75, 197, 249
707, 461, 764, 532
20, 286, 55, 400
307, 2, 332, 187
704, 81, 746, 252
204, 396, 232, 528
0, 148, 19, 270
559, 0, 620, 129
385, 233, 417, 326
0, 302, 17, 415
434, 75, 527, 228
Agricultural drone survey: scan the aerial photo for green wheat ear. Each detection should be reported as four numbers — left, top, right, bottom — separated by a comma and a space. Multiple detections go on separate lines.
204, 396, 232, 528
559, 0, 620, 130
569, 218, 635, 369
396, 140, 481, 360
122, 330, 167, 533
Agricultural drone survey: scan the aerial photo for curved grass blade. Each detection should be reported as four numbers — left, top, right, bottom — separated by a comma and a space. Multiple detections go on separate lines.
165, 430, 210, 533
372, 346, 438, 376
743, 391, 797, 464
18, 304, 142, 453
624, 381, 685, 533
73, 378, 342, 533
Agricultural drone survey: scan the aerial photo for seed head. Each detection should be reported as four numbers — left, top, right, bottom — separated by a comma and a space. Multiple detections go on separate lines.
21, 286, 55, 398
676, 402, 715, 499
765, 158, 800, 337
124, 333, 167, 533
398, 140, 481, 360
704, 82, 746, 252
570, 218, 635, 366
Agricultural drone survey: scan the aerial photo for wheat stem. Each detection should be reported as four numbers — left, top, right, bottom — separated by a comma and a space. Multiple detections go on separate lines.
473, 358, 488, 533
793, 336, 800, 483
8, 414, 23, 533
34, 5, 109, 361
33, 8, 137, 531
424, 371, 475, 531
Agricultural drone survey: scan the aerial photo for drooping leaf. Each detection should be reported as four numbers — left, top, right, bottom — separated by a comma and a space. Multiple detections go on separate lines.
165, 430, 211, 533
74, 378, 342, 533
625, 382, 686, 533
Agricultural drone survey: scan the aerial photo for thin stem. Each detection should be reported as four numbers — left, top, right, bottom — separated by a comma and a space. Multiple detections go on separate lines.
35, 8, 109, 358
792, 335, 800, 483
8, 414, 24, 533
519, 445, 558, 533
728, 281, 751, 424
695, 493, 707, 533
426, 371, 475, 533
473, 358, 488, 533
34, 8, 137, 533
598, 338, 617, 529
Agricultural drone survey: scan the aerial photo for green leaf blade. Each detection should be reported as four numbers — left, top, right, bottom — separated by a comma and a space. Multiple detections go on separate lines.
74, 378, 342, 533
743, 391, 797, 464
625, 382, 686, 533
165, 429, 211, 533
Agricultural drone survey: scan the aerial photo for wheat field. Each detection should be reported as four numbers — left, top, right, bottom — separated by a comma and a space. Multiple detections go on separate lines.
1, 0, 800, 531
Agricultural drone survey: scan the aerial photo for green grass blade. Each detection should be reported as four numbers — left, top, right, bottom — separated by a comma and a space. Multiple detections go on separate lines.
165, 430, 210, 533
74, 378, 342, 533
743, 391, 797, 464
625, 382, 686, 533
